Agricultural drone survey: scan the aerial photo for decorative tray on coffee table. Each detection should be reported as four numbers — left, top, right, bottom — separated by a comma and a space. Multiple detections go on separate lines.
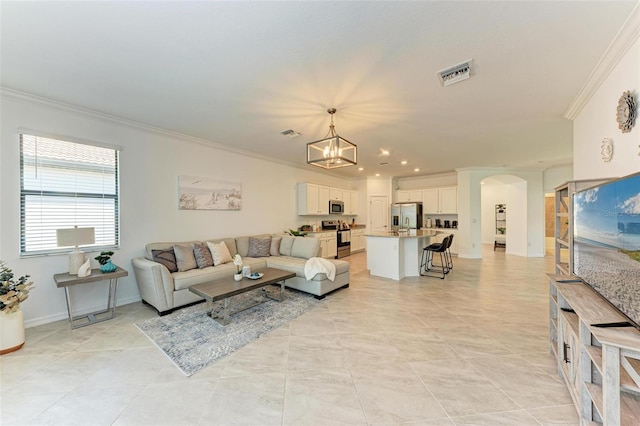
248, 272, 264, 280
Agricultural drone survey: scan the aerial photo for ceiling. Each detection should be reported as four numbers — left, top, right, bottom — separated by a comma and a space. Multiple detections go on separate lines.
1, 1, 636, 179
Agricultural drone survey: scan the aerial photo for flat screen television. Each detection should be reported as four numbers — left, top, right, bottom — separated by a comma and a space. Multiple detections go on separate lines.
572, 171, 640, 329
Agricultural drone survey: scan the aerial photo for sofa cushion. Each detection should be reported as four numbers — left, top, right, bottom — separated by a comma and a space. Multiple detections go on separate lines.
174, 243, 197, 272
247, 236, 271, 257
172, 258, 268, 291
235, 236, 249, 257
193, 242, 214, 269
270, 236, 281, 256
151, 248, 178, 272
266, 256, 349, 281
291, 237, 320, 259
279, 236, 294, 256
207, 241, 233, 266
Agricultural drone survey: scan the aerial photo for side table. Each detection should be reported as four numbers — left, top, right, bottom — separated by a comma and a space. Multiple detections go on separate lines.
53, 267, 128, 329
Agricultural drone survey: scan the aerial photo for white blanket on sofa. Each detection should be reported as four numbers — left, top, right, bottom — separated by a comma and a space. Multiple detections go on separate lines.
304, 257, 336, 281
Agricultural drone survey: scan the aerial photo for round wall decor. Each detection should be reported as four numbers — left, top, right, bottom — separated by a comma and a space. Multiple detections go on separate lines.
601, 138, 613, 162
616, 90, 636, 133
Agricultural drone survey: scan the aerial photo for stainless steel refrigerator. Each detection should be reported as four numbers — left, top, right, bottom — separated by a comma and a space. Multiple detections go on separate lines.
390, 202, 423, 230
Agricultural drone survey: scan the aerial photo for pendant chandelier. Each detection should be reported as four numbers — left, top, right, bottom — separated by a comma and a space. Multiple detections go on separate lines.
307, 108, 357, 169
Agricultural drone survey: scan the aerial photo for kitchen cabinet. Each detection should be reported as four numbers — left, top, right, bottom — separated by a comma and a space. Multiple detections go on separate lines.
297, 183, 330, 215
351, 229, 366, 252
422, 187, 457, 214
343, 190, 358, 215
311, 232, 337, 258
397, 190, 422, 203
329, 188, 344, 201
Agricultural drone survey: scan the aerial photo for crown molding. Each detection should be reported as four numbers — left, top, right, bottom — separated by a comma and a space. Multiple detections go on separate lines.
564, 2, 640, 120
0, 87, 358, 180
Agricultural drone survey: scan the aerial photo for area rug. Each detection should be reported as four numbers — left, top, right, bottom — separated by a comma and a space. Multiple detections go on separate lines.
135, 288, 323, 376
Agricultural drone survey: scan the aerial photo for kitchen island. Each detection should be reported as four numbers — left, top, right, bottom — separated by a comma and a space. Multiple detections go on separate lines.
365, 229, 446, 280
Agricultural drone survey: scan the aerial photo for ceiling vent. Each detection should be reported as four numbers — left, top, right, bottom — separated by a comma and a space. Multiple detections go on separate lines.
280, 129, 300, 138
378, 162, 389, 166
437, 59, 473, 87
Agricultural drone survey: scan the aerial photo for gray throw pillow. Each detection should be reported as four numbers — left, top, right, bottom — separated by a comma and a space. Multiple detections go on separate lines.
173, 243, 197, 272
193, 242, 214, 269
151, 248, 178, 272
247, 236, 272, 257
279, 236, 294, 256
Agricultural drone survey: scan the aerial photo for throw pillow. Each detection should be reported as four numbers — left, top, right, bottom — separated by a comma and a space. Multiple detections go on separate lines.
247, 236, 272, 257
173, 243, 197, 272
151, 248, 178, 272
193, 242, 214, 269
207, 241, 233, 266
270, 236, 282, 256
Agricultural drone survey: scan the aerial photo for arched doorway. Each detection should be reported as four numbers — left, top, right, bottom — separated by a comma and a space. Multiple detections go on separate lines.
481, 175, 528, 256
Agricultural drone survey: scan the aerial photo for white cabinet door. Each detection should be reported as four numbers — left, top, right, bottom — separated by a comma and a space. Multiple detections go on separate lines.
329, 187, 343, 201
326, 235, 337, 258
343, 191, 352, 215
422, 188, 439, 214
440, 187, 457, 214
397, 190, 421, 202
350, 191, 358, 215
298, 183, 319, 215
318, 185, 330, 215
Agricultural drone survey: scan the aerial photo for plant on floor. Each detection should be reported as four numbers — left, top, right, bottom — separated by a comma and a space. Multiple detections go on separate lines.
0, 261, 34, 313
94, 251, 114, 265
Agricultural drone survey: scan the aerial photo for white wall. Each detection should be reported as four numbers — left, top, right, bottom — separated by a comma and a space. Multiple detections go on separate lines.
1, 92, 353, 327
506, 181, 528, 257
397, 172, 457, 190
574, 37, 640, 180
543, 165, 573, 193
457, 168, 545, 259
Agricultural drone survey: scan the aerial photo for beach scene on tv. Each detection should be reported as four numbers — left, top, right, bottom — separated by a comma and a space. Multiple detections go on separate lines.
573, 173, 640, 327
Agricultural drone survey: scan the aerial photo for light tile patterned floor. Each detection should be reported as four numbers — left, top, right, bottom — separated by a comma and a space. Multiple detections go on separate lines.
1, 246, 580, 425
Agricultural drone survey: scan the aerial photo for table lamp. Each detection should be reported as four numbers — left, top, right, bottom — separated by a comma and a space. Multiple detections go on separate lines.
56, 227, 95, 275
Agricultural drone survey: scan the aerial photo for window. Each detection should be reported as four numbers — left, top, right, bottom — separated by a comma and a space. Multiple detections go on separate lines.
20, 134, 120, 255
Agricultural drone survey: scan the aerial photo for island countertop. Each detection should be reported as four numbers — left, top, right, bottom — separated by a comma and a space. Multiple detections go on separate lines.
365, 229, 445, 238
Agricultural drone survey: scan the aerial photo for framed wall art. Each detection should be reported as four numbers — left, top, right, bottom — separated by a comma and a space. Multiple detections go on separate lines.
178, 175, 242, 210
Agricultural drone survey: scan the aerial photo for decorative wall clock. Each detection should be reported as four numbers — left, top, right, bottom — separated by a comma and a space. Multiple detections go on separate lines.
600, 138, 613, 162
616, 90, 636, 133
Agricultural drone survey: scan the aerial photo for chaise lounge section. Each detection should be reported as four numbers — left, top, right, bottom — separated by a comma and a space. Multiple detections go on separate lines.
132, 235, 349, 315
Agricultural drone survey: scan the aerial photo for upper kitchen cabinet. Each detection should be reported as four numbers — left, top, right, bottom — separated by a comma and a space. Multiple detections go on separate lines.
297, 183, 330, 215
422, 187, 457, 214
343, 190, 358, 215
329, 187, 344, 201
397, 190, 422, 203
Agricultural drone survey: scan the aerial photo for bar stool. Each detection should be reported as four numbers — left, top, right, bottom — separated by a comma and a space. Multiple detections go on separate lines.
420, 235, 451, 279
445, 234, 454, 271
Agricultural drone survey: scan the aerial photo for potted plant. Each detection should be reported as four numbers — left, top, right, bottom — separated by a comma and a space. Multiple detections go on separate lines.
95, 251, 117, 273
0, 260, 34, 354
232, 254, 243, 281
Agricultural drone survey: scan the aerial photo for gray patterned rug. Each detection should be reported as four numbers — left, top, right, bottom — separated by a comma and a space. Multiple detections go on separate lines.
135, 288, 322, 376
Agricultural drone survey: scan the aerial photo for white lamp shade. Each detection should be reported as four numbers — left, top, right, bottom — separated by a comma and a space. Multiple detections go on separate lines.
56, 227, 95, 247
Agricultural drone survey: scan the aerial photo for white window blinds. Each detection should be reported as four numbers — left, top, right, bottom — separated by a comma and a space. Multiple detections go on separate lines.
20, 134, 120, 255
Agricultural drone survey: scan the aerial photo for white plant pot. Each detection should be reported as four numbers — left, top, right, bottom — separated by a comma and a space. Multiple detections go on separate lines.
234, 273, 243, 281
0, 310, 25, 355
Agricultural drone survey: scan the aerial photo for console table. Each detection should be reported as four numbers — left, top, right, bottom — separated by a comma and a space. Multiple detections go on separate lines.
54, 267, 128, 329
548, 274, 640, 424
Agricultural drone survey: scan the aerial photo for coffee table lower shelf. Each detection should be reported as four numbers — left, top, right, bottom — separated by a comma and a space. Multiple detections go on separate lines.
188, 268, 296, 326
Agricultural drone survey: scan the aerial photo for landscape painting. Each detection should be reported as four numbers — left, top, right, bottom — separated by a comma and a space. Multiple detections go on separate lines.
178, 175, 242, 210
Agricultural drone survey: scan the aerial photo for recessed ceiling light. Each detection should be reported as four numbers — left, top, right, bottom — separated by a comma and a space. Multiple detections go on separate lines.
380, 149, 390, 156
375, 173, 380, 177
358, 167, 364, 171
414, 168, 420, 172
401, 161, 407, 165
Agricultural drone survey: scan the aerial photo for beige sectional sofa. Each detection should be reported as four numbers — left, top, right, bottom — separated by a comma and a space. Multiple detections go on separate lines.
132, 235, 349, 315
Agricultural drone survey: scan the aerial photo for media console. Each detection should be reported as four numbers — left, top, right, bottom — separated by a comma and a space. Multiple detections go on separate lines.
549, 274, 640, 424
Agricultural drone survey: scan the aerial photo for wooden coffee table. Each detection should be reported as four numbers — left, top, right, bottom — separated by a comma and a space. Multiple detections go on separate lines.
188, 267, 296, 325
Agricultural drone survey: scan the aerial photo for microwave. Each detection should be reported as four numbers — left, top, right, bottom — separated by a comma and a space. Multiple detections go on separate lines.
329, 200, 344, 214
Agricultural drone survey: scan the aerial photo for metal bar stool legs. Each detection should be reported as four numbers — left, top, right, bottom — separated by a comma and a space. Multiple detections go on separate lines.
420, 235, 450, 279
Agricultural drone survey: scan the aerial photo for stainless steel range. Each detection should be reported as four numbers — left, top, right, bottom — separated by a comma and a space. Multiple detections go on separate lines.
322, 220, 351, 259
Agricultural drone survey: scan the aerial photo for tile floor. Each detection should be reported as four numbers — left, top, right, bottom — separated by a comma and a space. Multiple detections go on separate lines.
1, 246, 580, 425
